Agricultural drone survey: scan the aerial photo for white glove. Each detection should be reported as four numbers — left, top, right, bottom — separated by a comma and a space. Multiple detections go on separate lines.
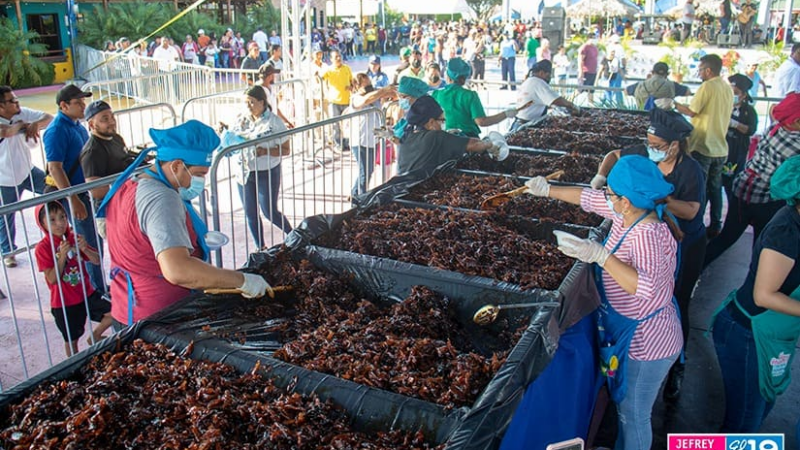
590, 174, 607, 190
487, 143, 502, 159
729, 118, 740, 128
504, 108, 518, 119
96, 218, 107, 240
654, 98, 675, 110
239, 273, 274, 299
553, 231, 611, 266
525, 176, 551, 197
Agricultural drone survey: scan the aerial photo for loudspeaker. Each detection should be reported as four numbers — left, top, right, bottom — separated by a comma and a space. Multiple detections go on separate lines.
642, 30, 661, 45
542, 30, 564, 50
542, 7, 566, 21
716, 34, 740, 46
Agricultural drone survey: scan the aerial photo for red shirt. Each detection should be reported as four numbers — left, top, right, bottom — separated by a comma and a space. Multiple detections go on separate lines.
580, 44, 599, 74
581, 189, 683, 361
35, 233, 95, 309
106, 180, 202, 324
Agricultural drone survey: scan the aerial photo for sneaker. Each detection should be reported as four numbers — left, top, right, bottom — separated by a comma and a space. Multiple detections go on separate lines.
3, 256, 17, 268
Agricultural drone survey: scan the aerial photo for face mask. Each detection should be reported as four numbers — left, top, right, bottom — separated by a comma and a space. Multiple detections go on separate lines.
733, 94, 740, 104
606, 198, 623, 218
412, 60, 422, 69
399, 98, 411, 111
647, 145, 667, 163
430, 75, 440, 83
174, 163, 205, 201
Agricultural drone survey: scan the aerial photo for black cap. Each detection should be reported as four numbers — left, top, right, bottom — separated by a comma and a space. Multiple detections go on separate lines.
532, 59, 553, 73
728, 73, 753, 94
653, 62, 670, 76
84, 100, 111, 121
56, 84, 92, 105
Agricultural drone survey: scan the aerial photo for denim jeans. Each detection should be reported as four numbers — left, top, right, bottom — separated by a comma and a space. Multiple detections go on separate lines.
606, 74, 623, 105
501, 57, 516, 90
703, 196, 784, 268
692, 152, 727, 232
676, 234, 707, 349
63, 193, 106, 294
0, 167, 46, 256
527, 56, 537, 70
351, 146, 375, 199
237, 165, 292, 248
329, 103, 350, 148
615, 352, 679, 450
713, 307, 775, 432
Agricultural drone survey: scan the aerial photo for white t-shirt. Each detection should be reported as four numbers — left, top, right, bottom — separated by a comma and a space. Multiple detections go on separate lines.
682, 3, 695, 24
553, 53, 570, 78
0, 107, 45, 186
252, 31, 269, 52
348, 92, 382, 148
516, 76, 560, 121
152, 45, 180, 71
775, 58, 800, 97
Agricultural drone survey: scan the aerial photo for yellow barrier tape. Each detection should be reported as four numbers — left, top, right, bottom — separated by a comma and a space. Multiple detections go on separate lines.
79, 0, 210, 78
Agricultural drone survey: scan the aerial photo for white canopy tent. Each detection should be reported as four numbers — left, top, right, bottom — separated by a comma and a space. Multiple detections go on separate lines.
386, 0, 476, 17
567, 0, 641, 18
325, 0, 381, 18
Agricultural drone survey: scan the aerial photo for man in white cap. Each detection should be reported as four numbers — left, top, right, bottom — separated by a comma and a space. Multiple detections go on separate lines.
97, 120, 272, 328
197, 29, 210, 66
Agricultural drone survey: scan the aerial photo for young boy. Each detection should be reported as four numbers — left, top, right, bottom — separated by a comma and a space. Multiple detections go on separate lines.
34, 202, 112, 356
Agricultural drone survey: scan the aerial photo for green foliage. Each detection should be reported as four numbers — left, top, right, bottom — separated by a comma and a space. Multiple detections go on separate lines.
464, 0, 502, 21
238, 2, 280, 41
383, 5, 405, 27
658, 36, 691, 79
77, 1, 224, 50
759, 39, 788, 77
0, 17, 55, 88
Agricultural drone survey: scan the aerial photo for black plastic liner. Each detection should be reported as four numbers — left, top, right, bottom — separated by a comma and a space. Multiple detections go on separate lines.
0, 321, 462, 446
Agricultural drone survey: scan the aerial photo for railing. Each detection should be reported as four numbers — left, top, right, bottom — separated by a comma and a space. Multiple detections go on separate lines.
208, 107, 390, 268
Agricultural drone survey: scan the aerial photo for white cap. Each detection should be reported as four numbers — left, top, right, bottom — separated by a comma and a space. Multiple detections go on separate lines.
198, 29, 205, 34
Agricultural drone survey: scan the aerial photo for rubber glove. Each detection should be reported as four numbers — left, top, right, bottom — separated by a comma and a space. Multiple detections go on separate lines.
239, 273, 274, 299
504, 108, 518, 119
487, 143, 502, 159
729, 118, 741, 128
654, 98, 675, 110
525, 176, 550, 197
590, 174, 607, 190
553, 230, 611, 266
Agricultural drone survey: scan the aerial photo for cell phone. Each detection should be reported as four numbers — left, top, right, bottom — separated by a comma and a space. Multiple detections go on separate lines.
546, 437, 585, 450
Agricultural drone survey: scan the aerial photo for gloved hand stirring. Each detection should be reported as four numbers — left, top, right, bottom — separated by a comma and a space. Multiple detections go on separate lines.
239, 273, 274, 299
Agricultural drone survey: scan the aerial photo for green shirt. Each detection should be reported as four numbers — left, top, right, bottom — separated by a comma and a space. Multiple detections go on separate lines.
431, 84, 486, 138
526, 38, 540, 59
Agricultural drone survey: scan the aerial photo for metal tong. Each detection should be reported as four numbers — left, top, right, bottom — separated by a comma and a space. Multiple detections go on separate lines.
479, 170, 565, 211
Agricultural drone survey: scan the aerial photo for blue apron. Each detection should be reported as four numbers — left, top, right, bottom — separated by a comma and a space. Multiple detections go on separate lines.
595, 212, 680, 403
96, 158, 210, 325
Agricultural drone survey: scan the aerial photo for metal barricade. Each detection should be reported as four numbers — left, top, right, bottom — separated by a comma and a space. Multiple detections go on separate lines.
0, 173, 141, 391
113, 103, 177, 149
208, 107, 390, 269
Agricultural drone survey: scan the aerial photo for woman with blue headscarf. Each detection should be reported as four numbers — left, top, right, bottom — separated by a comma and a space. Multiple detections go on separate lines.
592, 107, 706, 401
526, 155, 682, 450
395, 95, 500, 174
711, 155, 800, 433
431, 58, 519, 138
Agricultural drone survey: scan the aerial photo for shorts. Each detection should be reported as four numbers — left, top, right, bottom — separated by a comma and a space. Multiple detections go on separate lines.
51, 291, 111, 343
582, 73, 597, 88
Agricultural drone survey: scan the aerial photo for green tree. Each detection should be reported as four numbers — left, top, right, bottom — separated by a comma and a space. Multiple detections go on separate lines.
238, 1, 281, 42
0, 17, 54, 88
465, 0, 502, 21
78, 1, 223, 50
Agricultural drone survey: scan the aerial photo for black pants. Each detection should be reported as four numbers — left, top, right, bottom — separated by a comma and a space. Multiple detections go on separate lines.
676, 234, 707, 350
703, 195, 785, 268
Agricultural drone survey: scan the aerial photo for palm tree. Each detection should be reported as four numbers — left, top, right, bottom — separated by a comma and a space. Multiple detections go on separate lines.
0, 17, 54, 88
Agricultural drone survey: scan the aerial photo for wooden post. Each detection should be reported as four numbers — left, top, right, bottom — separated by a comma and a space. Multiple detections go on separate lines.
226, 0, 231, 23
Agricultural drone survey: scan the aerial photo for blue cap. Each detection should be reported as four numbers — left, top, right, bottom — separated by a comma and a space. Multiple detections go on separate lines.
608, 155, 674, 213
150, 120, 220, 167
446, 58, 472, 81
398, 76, 430, 98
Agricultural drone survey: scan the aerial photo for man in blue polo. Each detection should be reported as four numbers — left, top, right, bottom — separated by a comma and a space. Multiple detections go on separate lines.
43, 84, 105, 294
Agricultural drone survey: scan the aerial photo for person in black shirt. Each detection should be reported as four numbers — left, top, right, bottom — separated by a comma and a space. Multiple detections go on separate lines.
723, 74, 758, 200
240, 44, 263, 85
79, 101, 139, 236
592, 107, 706, 400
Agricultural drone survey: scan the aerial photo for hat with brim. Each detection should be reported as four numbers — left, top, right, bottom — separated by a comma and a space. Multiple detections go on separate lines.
56, 84, 92, 105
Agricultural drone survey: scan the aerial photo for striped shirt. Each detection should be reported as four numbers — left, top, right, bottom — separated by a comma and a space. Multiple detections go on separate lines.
581, 189, 683, 361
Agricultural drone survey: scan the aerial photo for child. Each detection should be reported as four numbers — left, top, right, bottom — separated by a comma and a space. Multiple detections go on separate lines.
205, 39, 219, 68
34, 202, 112, 357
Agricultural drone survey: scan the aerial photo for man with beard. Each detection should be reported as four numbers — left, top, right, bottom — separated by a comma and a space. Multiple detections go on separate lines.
79, 101, 139, 237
